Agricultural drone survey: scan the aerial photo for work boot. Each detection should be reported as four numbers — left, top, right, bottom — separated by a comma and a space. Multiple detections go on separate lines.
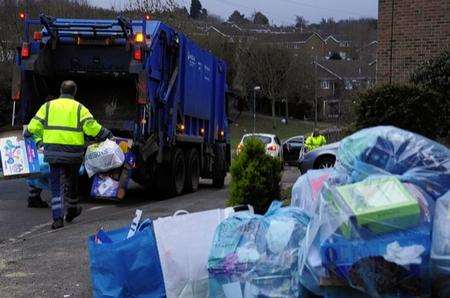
65, 206, 82, 223
51, 218, 64, 230
28, 197, 49, 208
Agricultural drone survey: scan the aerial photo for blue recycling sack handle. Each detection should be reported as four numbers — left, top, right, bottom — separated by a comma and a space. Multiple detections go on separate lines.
138, 218, 152, 232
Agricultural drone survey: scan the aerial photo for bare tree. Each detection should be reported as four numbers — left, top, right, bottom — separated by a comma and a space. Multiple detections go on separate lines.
237, 43, 295, 128
295, 15, 308, 31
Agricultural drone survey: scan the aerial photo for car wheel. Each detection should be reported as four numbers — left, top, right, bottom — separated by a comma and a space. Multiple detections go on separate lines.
315, 155, 336, 169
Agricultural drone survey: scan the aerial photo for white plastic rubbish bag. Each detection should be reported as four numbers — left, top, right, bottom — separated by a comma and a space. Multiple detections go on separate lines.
84, 139, 124, 177
153, 208, 237, 298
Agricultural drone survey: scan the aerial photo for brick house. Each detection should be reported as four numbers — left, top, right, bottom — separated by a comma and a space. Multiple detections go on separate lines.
316, 60, 376, 120
356, 40, 378, 63
255, 31, 355, 60
324, 35, 354, 60
377, 0, 450, 83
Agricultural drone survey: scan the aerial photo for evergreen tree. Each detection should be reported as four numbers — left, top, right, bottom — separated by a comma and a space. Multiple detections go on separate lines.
190, 0, 202, 19
228, 10, 247, 24
253, 11, 269, 25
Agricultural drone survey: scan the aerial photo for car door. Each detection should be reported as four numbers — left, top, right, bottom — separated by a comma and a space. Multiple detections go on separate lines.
284, 137, 304, 163
274, 136, 282, 157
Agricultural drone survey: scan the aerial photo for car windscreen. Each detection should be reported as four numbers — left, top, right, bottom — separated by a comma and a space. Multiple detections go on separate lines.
243, 135, 272, 144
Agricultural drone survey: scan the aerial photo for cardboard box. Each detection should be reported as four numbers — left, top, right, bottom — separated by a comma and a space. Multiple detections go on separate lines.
0, 135, 40, 179
91, 174, 120, 198
336, 177, 421, 235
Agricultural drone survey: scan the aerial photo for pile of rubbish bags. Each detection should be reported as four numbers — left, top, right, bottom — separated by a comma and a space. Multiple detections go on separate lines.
292, 126, 450, 297
88, 203, 311, 298
88, 126, 449, 298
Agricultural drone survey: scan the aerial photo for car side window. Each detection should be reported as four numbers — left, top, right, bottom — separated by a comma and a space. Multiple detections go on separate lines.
289, 137, 303, 145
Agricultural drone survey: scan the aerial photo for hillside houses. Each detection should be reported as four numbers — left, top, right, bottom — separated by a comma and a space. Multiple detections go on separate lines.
192, 20, 377, 122
199, 22, 367, 62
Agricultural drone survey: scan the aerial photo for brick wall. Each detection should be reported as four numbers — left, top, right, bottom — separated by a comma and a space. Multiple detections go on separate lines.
377, 0, 450, 83
300, 35, 327, 59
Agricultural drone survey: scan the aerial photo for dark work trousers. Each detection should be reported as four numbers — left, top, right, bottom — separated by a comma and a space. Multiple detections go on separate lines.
49, 163, 80, 220
28, 184, 43, 199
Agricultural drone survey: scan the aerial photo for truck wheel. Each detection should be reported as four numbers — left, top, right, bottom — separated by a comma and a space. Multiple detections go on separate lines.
185, 148, 200, 192
212, 145, 226, 188
172, 148, 186, 196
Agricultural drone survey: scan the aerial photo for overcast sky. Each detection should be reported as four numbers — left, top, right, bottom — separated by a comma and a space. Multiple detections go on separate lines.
92, 0, 378, 25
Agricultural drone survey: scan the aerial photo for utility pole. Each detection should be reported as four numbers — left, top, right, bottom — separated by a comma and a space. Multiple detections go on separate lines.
253, 86, 261, 134
313, 59, 318, 131
284, 98, 289, 124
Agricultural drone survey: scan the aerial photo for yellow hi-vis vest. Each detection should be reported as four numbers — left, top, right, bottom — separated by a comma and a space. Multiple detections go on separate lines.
305, 134, 327, 151
27, 97, 104, 163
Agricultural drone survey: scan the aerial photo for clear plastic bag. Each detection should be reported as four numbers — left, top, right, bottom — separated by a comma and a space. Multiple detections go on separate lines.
431, 191, 450, 297
299, 175, 433, 297
84, 139, 124, 177
337, 126, 450, 200
208, 201, 310, 298
291, 168, 333, 216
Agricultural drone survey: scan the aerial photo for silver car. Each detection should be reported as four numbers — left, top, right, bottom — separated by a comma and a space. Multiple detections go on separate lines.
297, 142, 339, 174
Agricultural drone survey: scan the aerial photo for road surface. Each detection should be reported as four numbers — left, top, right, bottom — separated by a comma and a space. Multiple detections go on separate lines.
0, 168, 300, 297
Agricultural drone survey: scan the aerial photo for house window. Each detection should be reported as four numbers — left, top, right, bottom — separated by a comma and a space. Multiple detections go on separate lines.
321, 80, 330, 90
345, 80, 353, 90
293, 43, 300, 49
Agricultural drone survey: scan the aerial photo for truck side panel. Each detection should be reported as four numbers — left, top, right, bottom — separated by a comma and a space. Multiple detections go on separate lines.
176, 35, 227, 143
146, 28, 227, 145
181, 39, 214, 121
215, 61, 228, 141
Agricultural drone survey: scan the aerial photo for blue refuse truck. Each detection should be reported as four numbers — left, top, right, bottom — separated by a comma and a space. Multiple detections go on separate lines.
11, 14, 230, 197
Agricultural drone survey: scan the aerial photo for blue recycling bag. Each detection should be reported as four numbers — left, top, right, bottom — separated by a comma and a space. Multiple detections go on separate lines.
88, 222, 165, 298
26, 152, 50, 189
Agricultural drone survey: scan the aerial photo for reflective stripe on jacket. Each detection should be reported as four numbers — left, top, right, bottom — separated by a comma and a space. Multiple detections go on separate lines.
27, 96, 106, 164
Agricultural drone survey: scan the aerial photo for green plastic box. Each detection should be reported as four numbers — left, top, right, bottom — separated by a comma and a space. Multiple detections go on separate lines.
336, 176, 420, 236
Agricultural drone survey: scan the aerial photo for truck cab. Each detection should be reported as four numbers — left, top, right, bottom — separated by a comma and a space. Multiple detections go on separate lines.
12, 14, 230, 198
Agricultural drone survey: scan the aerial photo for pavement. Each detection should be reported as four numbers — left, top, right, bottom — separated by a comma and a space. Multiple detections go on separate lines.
0, 168, 300, 297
